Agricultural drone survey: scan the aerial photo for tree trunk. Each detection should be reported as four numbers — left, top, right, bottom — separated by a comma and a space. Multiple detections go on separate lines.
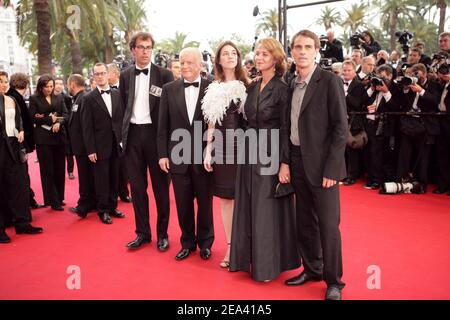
34, 0, 52, 75
69, 30, 83, 74
390, 9, 399, 52
437, 0, 447, 36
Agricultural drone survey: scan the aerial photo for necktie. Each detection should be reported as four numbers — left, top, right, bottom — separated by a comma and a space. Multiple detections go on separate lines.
100, 89, 111, 95
135, 68, 149, 76
184, 82, 199, 88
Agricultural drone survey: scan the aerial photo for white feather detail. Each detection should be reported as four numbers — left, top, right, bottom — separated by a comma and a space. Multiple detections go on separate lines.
201, 80, 247, 125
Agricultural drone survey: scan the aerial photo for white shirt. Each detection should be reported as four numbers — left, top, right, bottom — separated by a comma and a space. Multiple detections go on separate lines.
343, 79, 353, 96
366, 88, 392, 121
184, 76, 201, 124
440, 82, 449, 112
358, 71, 367, 80
98, 86, 112, 117
131, 63, 152, 124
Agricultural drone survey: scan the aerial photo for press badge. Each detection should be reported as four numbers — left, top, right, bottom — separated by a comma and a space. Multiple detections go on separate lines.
72, 104, 78, 112
150, 85, 162, 97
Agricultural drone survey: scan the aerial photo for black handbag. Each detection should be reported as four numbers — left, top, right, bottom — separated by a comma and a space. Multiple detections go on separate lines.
400, 115, 426, 137
274, 182, 295, 198
346, 115, 368, 149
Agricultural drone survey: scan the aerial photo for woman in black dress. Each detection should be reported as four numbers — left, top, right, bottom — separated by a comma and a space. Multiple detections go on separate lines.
29, 75, 68, 211
229, 38, 300, 281
202, 41, 249, 268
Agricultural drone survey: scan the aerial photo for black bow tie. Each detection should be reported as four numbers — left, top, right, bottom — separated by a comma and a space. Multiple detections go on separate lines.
344, 82, 350, 86
100, 89, 111, 95
110, 85, 118, 90
135, 68, 149, 76
184, 82, 199, 88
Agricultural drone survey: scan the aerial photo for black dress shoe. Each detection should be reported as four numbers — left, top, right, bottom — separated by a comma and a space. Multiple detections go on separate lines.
157, 238, 169, 252
126, 235, 151, 250
200, 248, 212, 260
343, 179, 356, 186
0, 229, 11, 243
432, 188, 446, 194
110, 209, 125, 218
325, 286, 342, 300
30, 202, 45, 209
60, 201, 66, 206
98, 212, 112, 224
285, 271, 322, 286
120, 195, 132, 203
51, 205, 64, 211
175, 247, 196, 261
15, 224, 43, 235
69, 207, 88, 218
68, 173, 75, 180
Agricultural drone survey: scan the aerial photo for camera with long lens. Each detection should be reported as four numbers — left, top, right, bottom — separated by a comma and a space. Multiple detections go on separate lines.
319, 58, 333, 71
349, 32, 363, 49
396, 75, 419, 87
431, 51, 450, 74
202, 50, 211, 62
370, 76, 386, 87
380, 181, 425, 194
154, 50, 170, 68
319, 35, 328, 53
395, 30, 413, 59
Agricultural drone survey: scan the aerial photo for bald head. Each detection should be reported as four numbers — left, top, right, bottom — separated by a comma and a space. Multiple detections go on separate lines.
180, 47, 203, 82
327, 29, 335, 42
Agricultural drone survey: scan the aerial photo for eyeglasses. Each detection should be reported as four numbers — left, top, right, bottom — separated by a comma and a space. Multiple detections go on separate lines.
135, 45, 153, 52
93, 72, 107, 77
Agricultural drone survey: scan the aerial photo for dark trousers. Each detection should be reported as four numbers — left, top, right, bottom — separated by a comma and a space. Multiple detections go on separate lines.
92, 154, 119, 213
118, 156, 130, 199
126, 124, 170, 240
345, 147, 364, 180
171, 166, 214, 250
396, 133, 430, 185
36, 144, 66, 206
290, 146, 345, 289
437, 119, 450, 190
66, 154, 74, 174
365, 121, 385, 184
75, 155, 97, 213
0, 137, 31, 230
26, 161, 38, 207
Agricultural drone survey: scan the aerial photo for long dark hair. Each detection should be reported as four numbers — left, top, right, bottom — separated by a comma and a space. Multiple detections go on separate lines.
35, 74, 54, 97
214, 41, 249, 86
362, 30, 375, 44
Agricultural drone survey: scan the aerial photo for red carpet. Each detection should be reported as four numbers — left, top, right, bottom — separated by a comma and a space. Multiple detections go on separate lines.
1, 151, 449, 300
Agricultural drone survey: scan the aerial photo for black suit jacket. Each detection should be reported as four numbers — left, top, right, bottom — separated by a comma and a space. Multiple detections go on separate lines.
288, 67, 348, 186
6, 88, 34, 153
80, 88, 124, 160
120, 63, 174, 152
324, 39, 344, 62
29, 93, 68, 145
0, 94, 23, 163
346, 78, 369, 132
399, 80, 441, 135
68, 91, 87, 156
157, 77, 211, 174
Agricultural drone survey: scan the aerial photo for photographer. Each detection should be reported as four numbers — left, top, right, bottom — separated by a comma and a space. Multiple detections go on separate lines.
438, 32, 450, 54
413, 42, 432, 68
364, 64, 401, 189
351, 49, 363, 72
396, 63, 440, 191
358, 55, 376, 87
434, 65, 450, 195
376, 50, 389, 66
342, 60, 369, 186
407, 48, 421, 66
359, 31, 381, 56
323, 29, 344, 62
389, 50, 401, 69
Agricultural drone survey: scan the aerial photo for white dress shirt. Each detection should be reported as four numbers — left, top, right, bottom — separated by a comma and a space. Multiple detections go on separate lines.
184, 76, 201, 124
343, 79, 353, 96
131, 63, 152, 124
98, 86, 112, 117
440, 82, 449, 112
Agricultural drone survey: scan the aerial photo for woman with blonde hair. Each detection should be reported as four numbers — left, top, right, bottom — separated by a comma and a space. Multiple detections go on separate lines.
229, 38, 300, 281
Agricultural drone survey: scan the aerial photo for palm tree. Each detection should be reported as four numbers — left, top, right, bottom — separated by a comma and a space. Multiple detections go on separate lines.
255, 8, 278, 38
120, 0, 147, 58
342, 3, 367, 34
316, 6, 341, 31
34, 0, 52, 75
158, 32, 199, 55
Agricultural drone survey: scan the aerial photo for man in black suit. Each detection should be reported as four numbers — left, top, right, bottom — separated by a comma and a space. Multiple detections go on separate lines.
67, 74, 97, 218
283, 30, 348, 300
158, 47, 214, 261
396, 63, 440, 189
120, 32, 173, 251
342, 60, 369, 186
323, 29, 344, 62
434, 67, 450, 196
108, 63, 131, 203
81, 63, 125, 224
